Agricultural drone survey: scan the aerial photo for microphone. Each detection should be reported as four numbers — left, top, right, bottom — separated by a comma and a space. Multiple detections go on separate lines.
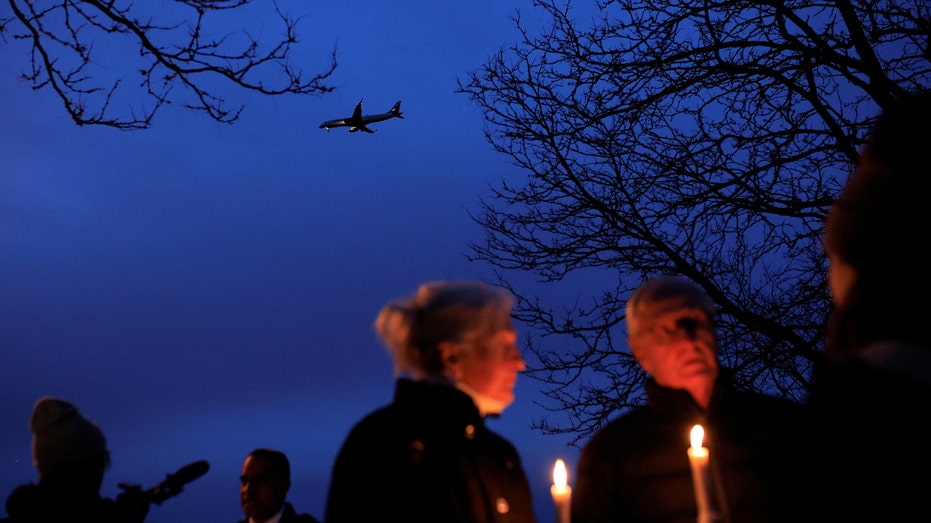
148, 460, 210, 504
117, 459, 210, 510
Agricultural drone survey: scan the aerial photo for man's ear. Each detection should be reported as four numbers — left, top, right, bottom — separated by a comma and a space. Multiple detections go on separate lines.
628, 337, 652, 374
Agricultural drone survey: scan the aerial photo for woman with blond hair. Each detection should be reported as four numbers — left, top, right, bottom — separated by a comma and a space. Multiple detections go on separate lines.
324, 280, 537, 523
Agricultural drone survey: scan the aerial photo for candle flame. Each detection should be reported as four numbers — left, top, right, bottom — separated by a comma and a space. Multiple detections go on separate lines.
553, 458, 568, 488
690, 424, 705, 450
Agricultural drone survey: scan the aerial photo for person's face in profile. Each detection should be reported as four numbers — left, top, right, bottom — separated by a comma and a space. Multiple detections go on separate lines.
240, 455, 288, 521
826, 251, 856, 309
456, 327, 525, 405
630, 305, 719, 391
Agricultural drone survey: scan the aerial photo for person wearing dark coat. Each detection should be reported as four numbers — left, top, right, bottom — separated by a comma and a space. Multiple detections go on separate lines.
572, 276, 802, 523
791, 90, 931, 522
238, 448, 320, 523
2, 396, 149, 523
324, 280, 537, 523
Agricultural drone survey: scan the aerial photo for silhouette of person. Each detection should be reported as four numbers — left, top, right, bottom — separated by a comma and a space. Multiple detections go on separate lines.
2, 396, 148, 523
792, 90, 931, 522
324, 280, 537, 523
572, 276, 802, 523
239, 448, 320, 523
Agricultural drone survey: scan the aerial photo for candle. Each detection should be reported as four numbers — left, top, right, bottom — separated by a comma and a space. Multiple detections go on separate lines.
687, 425, 720, 523
551, 458, 572, 523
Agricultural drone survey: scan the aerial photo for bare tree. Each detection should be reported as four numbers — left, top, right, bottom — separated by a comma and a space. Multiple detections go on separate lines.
458, 0, 931, 444
1, 0, 337, 129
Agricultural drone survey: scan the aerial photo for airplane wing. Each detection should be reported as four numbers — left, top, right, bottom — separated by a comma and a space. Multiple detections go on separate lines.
351, 101, 363, 122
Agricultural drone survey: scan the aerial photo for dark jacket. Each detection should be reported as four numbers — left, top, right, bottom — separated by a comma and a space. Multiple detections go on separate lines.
791, 341, 931, 522
572, 373, 802, 523
3, 482, 146, 523
238, 502, 320, 523
323, 378, 537, 523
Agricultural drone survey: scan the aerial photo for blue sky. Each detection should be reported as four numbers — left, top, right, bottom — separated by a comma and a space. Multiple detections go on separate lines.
0, 2, 581, 521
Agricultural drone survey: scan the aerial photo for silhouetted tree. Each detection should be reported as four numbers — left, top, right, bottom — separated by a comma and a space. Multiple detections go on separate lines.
1, 0, 337, 129
459, 0, 931, 444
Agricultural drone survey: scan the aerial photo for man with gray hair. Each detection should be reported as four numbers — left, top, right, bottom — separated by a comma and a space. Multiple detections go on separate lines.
572, 275, 801, 523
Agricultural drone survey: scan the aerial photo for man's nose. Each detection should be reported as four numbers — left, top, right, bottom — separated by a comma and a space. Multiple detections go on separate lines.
506, 346, 526, 369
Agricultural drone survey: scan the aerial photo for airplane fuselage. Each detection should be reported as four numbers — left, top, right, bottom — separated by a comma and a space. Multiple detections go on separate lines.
320, 100, 403, 133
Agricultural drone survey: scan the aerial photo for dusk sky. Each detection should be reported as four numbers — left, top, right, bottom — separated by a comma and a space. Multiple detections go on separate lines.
1, 2, 582, 522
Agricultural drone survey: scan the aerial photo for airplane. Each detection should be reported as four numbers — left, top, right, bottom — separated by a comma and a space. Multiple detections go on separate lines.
319, 100, 403, 133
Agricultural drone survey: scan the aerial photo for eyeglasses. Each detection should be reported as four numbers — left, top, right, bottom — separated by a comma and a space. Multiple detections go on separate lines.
637, 313, 713, 343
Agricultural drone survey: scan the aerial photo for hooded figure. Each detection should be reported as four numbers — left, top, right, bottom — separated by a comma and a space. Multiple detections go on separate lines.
793, 90, 931, 522
3, 397, 145, 523
30, 397, 108, 480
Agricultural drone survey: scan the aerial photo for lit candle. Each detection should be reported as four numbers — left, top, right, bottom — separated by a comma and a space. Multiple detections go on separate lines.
687, 425, 720, 523
551, 458, 572, 523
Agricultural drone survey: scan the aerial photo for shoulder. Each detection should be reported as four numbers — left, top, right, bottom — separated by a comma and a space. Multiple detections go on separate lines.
347, 403, 397, 431
282, 502, 322, 523
599, 406, 656, 434
714, 390, 802, 439
337, 400, 405, 448
4, 483, 41, 518
580, 408, 653, 455
726, 389, 802, 415
331, 403, 414, 470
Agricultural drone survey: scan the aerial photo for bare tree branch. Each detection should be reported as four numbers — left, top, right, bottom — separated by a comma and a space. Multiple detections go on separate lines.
1, 0, 337, 129
459, 0, 931, 445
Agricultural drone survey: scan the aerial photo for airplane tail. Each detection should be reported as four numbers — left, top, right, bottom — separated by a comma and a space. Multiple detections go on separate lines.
389, 101, 403, 119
